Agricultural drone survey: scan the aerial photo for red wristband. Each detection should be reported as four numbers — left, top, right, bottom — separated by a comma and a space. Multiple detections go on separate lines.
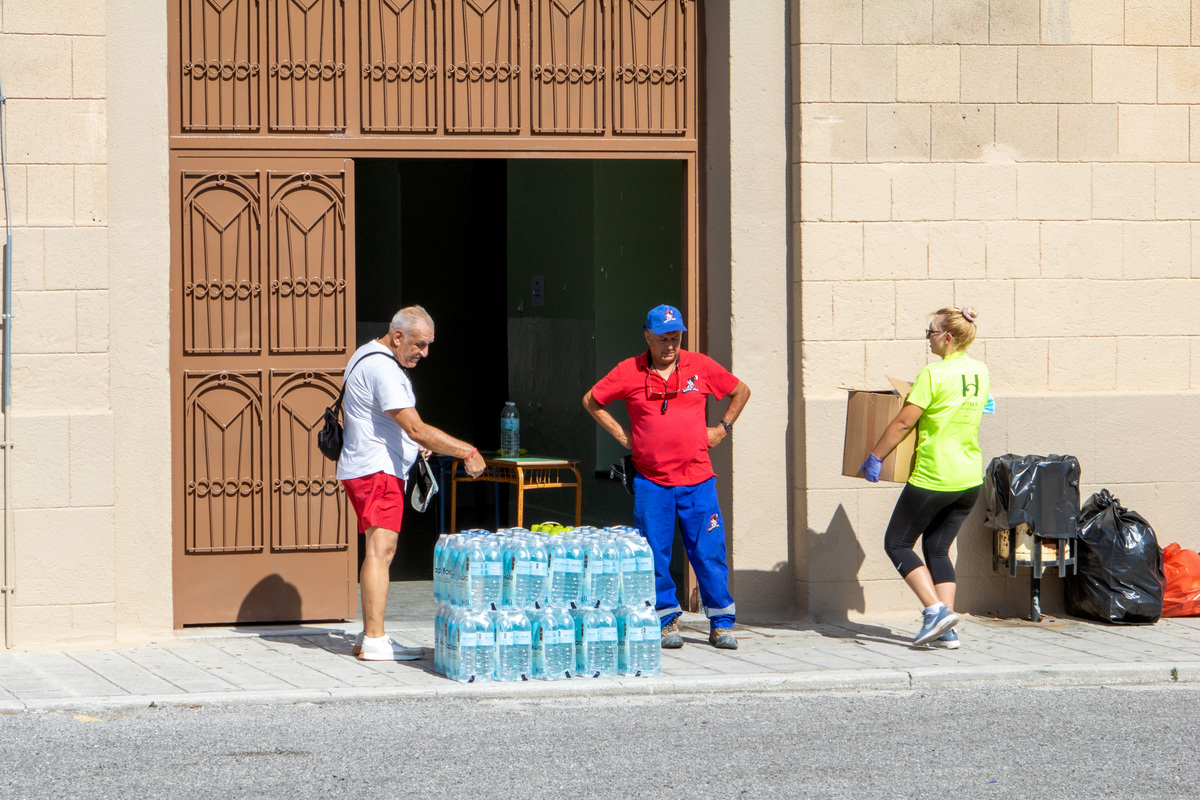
465, 447, 478, 460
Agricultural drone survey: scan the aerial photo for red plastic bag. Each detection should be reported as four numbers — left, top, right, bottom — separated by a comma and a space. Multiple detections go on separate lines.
1162, 543, 1200, 617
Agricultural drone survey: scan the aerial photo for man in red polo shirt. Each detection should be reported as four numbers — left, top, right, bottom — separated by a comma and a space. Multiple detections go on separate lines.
583, 305, 751, 649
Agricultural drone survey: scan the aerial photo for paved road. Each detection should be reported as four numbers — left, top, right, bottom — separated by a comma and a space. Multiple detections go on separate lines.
2, 685, 1196, 799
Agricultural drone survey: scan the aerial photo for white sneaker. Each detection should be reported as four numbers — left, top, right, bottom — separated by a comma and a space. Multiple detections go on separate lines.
357, 635, 423, 661
929, 628, 960, 649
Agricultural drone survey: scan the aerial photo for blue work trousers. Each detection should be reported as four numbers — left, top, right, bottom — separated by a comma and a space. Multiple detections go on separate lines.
633, 474, 736, 630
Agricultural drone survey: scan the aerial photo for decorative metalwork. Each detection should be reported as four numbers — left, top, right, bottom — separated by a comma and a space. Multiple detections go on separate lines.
269, 0, 347, 131
180, 0, 261, 131
362, 0, 439, 132
270, 370, 350, 551
184, 371, 264, 553
443, 0, 521, 133
182, 172, 262, 353
268, 171, 347, 352
531, 0, 606, 134
612, 0, 690, 135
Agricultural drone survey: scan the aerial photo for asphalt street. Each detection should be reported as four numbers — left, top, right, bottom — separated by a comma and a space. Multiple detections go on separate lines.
2, 685, 1197, 799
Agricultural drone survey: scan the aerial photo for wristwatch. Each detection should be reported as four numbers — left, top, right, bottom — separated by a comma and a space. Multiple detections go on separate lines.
720, 421, 733, 434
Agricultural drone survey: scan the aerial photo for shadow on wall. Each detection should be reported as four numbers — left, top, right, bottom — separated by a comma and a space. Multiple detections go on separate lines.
237, 574, 302, 625
730, 565, 796, 623
803, 503, 866, 621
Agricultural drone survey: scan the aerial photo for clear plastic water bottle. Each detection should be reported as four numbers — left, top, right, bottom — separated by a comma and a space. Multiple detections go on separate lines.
500, 402, 520, 457
595, 535, 621, 608
504, 535, 532, 608
525, 534, 549, 608
593, 606, 618, 677
479, 534, 504, 608
616, 604, 640, 675
616, 533, 656, 606
547, 606, 575, 680
529, 604, 550, 679
433, 534, 449, 603
471, 607, 496, 682
493, 606, 532, 681
637, 602, 662, 677
544, 534, 569, 605
561, 535, 585, 604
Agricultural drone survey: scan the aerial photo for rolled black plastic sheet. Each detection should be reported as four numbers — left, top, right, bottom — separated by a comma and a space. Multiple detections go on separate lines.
1066, 490, 1165, 625
982, 454, 1081, 538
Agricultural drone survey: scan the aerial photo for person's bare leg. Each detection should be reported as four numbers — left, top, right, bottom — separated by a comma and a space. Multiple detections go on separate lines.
934, 581, 956, 612
360, 526, 398, 639
902, 565, 941, 609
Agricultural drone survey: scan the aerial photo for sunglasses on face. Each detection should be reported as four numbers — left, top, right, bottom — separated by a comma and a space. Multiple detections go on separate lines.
925, 327, 943, 338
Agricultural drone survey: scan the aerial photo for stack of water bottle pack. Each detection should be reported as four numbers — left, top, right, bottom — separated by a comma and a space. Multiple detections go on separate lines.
433, 525, 661, 682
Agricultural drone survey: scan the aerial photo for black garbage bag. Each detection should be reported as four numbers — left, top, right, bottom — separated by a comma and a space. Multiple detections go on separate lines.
982, 454, 1081, 538
1065, 490, 1165, 624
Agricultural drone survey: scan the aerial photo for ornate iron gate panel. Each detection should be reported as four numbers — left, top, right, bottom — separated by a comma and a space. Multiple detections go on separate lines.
612, 0, 689, 135
180, 0, 261, 131
361, 0, 439, 132
268, 0, 347, 131
531, 0, 606, 135
443, 0, 522, 133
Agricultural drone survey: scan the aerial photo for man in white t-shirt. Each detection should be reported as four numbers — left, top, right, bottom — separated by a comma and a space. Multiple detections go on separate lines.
337, 305, 486, 661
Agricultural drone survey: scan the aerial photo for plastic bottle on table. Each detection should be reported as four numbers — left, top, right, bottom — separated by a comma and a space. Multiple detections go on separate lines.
500, 402, 520, 457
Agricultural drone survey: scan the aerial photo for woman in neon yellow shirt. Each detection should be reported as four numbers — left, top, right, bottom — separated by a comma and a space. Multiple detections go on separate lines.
862, 307, 989, 648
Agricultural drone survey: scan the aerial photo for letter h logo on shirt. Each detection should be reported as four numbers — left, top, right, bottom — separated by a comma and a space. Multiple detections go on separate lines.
961, 374, 980, 398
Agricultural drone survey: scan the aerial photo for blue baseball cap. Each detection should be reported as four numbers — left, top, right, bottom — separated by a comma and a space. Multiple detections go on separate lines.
644, 304, 687, 335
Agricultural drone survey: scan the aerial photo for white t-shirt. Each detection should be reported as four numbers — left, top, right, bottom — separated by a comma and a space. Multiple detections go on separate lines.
335, 340, 419, 481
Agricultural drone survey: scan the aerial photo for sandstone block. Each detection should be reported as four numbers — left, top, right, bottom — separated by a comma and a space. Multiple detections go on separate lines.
7, 99, 106, 165
890, 163, 955, 221
1058, 105, 1118, 162
76, 290, 109, 353
989, 0, 1040, 44
897, 46, 959, 102
1119, 104, 1189, 162
800, 45, 832, 102
1017, 46, 1091, 103
801, 103, 867, 162
954, 278, 1015, 337
1125, 0, 1191, 45
867, 103, 931, 162
74, 165, 107, 226
1156, 163, 1200, 219
865, 338, 935, 392
45, 228, 108, 290
0, 34, 73, 98
831, 46, 897, 102
982, 337, 1048, 392
863, 223, 929, 280
960, 46, 1017, 102
72, 36, 106, 99
11, 228, 45, 291
863, 0, 933, 44
832, 280, 896, 340
931, 104, 994, 161
928, 221, 986, 278
801, 222, 864, 280
11, 291, 76, 354
956, 164, 1018, 220
26, 164, 75, 227
1117, 337, 1192, 391
1040, 221, 1123, 278
2, 0, 105, 35
994, 103, 1058, 161
70, 412, 115, 507
799, 163, 832, 222
12, 353, 110, 412
1092, 46, 1158, 103
15, 507, 116, 605
801, 341, 867, 394
1193, 107, 1200, 161
1123, 222, 1191, 278
1092, 163, 1155, 220
1049, 336, 1117, 391
801, 0, 862, 44
893, 279, 954, 331
832, 164, 893, 221
1040, 0, 1123, 44
1158, 47, 1200, 103
800, 281, 834, 341
986, 221, 1041, 278
934, 0, 988, 44
0, 165, 29, 227
11, 413, 70, 509
1017, 163, 1092, 220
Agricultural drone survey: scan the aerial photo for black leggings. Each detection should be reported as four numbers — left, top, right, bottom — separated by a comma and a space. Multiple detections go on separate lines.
883, 483, 981, 584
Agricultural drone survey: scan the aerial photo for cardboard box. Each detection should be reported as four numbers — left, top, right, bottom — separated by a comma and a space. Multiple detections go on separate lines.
842, 377, 916, 484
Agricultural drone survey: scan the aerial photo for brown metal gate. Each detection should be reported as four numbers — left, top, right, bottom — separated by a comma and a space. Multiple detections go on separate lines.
169, 0, 701, 626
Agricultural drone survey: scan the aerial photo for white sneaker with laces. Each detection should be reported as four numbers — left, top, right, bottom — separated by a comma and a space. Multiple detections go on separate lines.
357, 635, 423, 661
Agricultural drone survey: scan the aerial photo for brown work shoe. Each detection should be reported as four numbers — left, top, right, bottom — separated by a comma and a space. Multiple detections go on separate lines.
709, 627, 738, 650
661, 619, 683, 649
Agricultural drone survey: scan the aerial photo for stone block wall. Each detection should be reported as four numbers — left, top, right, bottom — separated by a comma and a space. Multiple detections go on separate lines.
792, 1, 1200, 619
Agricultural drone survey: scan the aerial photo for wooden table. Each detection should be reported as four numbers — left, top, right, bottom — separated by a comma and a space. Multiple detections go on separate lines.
448, 456, 582, 531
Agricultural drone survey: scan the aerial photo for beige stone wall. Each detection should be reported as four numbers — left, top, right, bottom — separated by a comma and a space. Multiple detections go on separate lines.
0, 0, 172, 648
793, 1, 1200, 619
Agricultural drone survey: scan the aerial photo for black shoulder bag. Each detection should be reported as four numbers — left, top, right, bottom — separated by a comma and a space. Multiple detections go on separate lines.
317, 350, 400, 461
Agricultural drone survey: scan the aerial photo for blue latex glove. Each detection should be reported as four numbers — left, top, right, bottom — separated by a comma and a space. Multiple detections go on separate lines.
861, 453, 882, 482
983, 394, 996, 415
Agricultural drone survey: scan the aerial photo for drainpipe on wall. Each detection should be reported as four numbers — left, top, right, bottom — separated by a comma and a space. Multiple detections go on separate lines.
0, 73, 14, 649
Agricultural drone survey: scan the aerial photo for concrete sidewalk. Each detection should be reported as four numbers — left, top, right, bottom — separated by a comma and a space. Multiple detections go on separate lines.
2, 583, 1198, 711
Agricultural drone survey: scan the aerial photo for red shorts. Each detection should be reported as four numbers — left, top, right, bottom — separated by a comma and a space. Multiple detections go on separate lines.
342, 472, 406, 534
